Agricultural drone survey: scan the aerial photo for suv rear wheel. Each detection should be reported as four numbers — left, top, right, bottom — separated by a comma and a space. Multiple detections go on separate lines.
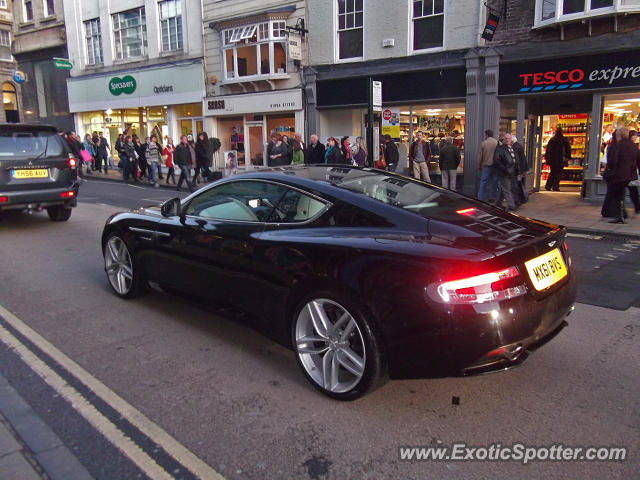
47, 205, 72, 222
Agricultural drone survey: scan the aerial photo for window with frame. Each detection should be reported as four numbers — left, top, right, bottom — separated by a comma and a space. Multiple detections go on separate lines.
23, 0, 33, 21
412, 0, 444, 51
84, 19, 103, 65
112, 7, 147, 60
337, 0, 363, 60
537, 0, 640, 24
0, 0, 7, 9
221, 20, 289, 80
0, 30, 10, 47
159, 0, 183, 52
43, 0, 55, 17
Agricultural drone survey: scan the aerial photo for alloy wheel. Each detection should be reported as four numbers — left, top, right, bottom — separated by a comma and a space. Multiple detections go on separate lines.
295, 299, 366, 394
104, 236, 134, 295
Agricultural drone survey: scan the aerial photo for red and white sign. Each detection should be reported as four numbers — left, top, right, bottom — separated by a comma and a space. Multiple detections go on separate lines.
382, 109, 392, 121
558, 114, 588, 120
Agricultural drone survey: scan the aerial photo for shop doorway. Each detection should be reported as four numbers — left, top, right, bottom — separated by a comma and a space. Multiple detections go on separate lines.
179, 118, 203, 138
246, 122, 265, 167
2, 82, 19, 123
531, 113, 591, 194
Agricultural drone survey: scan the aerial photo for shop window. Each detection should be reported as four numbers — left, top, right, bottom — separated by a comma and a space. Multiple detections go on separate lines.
23, 0, 33, 21
43, 0, 55, 17
159, 0, 183, 52
600, 92, 640, 175
337, 0, 363, 60
84, 18, 103, 65
3, 82, 18, 123
174, 103, 202, 118
412, 0, 444, 51
535, 0, 638, 26
221, 20, 290, 81
112, 7, 147, 60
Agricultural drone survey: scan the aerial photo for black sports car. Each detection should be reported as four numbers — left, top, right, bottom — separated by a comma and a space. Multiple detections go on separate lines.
0, 124, 79, 221
102, 166, 576, 399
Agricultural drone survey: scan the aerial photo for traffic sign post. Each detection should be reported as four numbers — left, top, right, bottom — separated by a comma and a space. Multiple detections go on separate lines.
53, 58, 73, 70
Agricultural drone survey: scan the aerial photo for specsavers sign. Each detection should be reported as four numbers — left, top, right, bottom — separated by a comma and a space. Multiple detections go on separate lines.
499, 49, 640, 95
67, 61, 204, 112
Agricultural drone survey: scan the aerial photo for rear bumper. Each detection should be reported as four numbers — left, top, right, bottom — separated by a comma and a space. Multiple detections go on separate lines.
0, 182, 79, 211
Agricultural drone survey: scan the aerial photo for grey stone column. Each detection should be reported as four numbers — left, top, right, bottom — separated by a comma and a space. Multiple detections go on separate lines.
463, 49, 482, 197
516, 98, 526, 146
303, 68, 319, 142
483, 48, 501, 140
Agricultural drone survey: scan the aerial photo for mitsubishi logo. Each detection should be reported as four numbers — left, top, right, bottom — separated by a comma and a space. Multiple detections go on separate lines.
548, 240, 557, 247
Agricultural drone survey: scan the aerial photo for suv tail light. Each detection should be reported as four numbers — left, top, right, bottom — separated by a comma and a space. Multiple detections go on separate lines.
0, 196, 7, 204
68, 154, 77, 168
429, 267, 527, 305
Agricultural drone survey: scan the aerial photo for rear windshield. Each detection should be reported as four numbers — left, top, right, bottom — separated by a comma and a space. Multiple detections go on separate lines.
0, 130, 65, 158
324, 168, 471, 219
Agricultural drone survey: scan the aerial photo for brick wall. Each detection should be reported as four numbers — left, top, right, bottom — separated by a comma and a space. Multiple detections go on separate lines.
485, 0, 640, 45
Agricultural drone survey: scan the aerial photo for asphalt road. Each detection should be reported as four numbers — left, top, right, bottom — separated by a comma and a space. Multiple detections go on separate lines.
0, 181, 638, 479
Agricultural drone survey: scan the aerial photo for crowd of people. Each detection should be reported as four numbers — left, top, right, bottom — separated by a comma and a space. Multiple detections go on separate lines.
62, 130, 219, 193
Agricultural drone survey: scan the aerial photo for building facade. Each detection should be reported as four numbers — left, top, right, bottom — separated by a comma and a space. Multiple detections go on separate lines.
11, 0, 72, 130
305, 0, 486, 194
63, 0, 205, 150
0, 0, 20, 124
202, 0, 306, 169
485, 0, 640, 201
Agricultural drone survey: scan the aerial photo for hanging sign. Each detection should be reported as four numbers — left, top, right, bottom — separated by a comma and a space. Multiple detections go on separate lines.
287, 32, 302, 61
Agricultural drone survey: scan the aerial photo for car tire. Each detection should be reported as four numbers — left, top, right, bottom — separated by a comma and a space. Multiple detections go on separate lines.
103, 233, 146, 299
292, 291, 387, 400
47, 205, 72, 222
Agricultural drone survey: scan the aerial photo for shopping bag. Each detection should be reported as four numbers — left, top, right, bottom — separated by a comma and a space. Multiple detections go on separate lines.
79, 149, 92, 163
519, 180, 529, 204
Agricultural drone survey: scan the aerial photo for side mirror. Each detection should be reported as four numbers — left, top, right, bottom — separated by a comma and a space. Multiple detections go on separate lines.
161, 197, 181, 217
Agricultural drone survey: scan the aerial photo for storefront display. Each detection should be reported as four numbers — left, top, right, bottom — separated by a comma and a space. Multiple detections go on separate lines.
541, 114, 588, 187
600, 92, 640, 174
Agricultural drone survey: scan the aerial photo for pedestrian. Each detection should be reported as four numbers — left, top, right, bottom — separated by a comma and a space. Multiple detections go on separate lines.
305, 134, 326, 164
96, 132, 111, 173
133, 136, 146, 179
492, 132, 519, 211
123, 135, 138, 182
477, 129, 499, 201
353, 136, 367, 167
409, 131, 431, 181
194, 132, 212, 184
324, 137, 342, 164
545, 126, 571, 191
340, 136, 353, 164
82, 134, 96, 173
512, 135, 529, 205
267, 133, 277, 162
626, 130, 640, 213
281, 134, 293, 165
292, 133, 305, 165
438, 137, 461, 190
174, 135, 195, 193
146, 134, 162, 187
383, 135, 399, 172
163, 138, 176, 184
115, 134, 129, 180
187, 135, 197, 178
602, 127, 640, 223
268, 134, 287, 166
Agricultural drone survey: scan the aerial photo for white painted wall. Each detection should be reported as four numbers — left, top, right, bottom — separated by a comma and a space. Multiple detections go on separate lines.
63, 0, 204, 75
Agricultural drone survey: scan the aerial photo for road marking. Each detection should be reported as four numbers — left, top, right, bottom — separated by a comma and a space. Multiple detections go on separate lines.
623, 244, 639, 249
613, 248, 632, 252
566, 233, 603, 240
0, 304, 224, 480
596, 257, 613, 261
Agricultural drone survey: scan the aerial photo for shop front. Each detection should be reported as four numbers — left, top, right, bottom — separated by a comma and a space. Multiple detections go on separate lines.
203, 89, 303, 169
67, 60, 205, 155
499, 49, 640, 200
313, 66, 467, 185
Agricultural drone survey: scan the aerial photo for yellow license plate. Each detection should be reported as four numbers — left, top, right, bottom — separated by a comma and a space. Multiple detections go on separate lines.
12, 169, 49, 179
525, 248, 567, 291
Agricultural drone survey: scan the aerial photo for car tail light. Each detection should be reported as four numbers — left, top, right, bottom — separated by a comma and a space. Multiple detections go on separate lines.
456, 207, 476, 216
0, 196, 7, 203
563, 241, 568, 251
60, 191, 75, 198
68, 154, 77, 168
430, 267, 527, 304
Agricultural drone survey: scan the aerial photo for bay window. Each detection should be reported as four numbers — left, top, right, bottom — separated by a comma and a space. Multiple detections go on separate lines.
222, 20, 289, 81
536, 0, 640, 26
112, 7, 147, 60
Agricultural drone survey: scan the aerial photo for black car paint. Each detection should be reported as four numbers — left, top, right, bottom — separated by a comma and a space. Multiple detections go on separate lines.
102, 167, 576, 379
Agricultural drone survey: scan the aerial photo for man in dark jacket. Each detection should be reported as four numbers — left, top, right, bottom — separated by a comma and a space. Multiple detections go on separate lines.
409, 131, 431, 181
306, 134, 326, 164
492, 133, 518, 211
545, 126, 571, 191
512, 135, 529, 205
605, 127, 640, 223
384, 135, 399, 172
174, 135, 195, 192
438, 137, 461, 190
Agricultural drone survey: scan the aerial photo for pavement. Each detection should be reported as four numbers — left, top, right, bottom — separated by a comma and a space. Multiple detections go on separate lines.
84, 167, 640, 238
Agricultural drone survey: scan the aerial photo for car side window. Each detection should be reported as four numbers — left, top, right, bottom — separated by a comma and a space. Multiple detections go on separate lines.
268, 189, 327, 223
185, 180, 288, 222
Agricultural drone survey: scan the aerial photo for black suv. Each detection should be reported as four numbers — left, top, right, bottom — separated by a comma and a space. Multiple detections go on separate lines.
0, 124, 79, 221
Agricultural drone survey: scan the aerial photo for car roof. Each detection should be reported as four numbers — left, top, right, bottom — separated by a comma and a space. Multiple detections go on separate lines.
0, 123, 58, 133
